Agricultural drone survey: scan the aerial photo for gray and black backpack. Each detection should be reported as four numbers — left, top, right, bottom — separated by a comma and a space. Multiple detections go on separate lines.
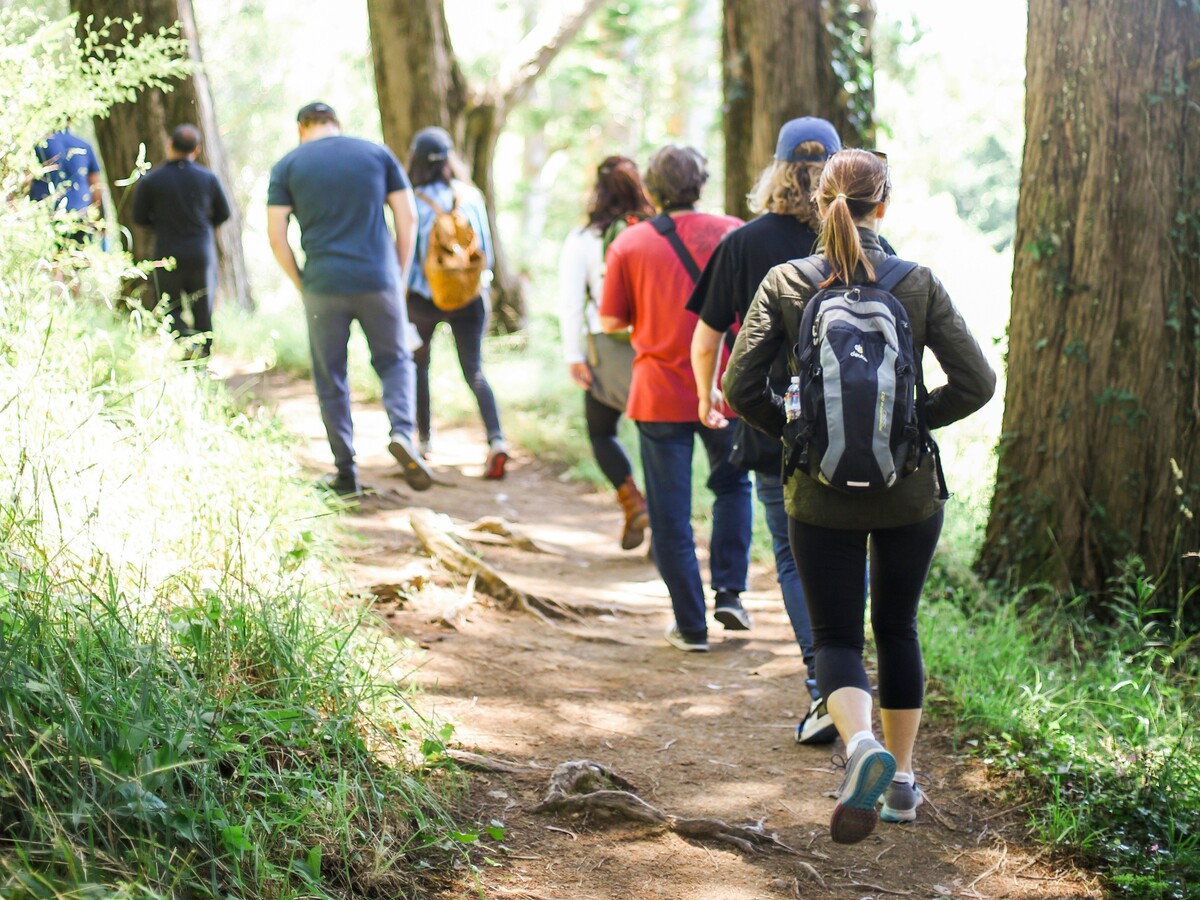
783, 255, 947, 497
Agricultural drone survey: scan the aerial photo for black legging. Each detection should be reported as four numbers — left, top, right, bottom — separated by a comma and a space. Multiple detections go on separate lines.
407, 292, 503, 444
788, 509, 943, 709
585, 391, 633, 489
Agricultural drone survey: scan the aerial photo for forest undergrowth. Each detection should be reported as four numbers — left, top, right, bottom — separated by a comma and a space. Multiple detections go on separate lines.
0, 12, 471, 898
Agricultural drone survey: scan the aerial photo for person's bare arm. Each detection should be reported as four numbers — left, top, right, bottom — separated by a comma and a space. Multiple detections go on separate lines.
87, 172, 103, 213
690, 320, 727, 428
267, 205, 302, 291
599, 314, 628, 333
386, 188, 418, 282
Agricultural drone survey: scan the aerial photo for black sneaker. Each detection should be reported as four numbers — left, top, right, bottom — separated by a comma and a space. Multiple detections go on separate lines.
796, 678, 838, 745
318, 471, 361, 498
713, 590, 751, 631
388, 435, 434, 491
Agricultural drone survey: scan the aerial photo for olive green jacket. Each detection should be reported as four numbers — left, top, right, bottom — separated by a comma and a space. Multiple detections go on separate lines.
723, 230, 997, 529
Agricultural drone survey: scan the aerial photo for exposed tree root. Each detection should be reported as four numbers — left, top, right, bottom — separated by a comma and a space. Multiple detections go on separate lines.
530, 760, 800, 856
409, 509, 648, 622
457, 515, 564, 555
446, 749, 543, 775
409, 508, 580, 623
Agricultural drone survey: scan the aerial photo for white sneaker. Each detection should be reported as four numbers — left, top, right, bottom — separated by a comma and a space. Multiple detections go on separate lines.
663, 623, 709, 652
797, 697, 838, 745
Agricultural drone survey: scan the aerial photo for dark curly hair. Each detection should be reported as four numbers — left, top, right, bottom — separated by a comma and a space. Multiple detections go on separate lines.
644, 145, 708, 211
587, 156, 655, 231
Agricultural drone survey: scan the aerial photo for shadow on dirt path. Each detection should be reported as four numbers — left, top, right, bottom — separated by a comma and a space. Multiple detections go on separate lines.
226, 367, 1099, 900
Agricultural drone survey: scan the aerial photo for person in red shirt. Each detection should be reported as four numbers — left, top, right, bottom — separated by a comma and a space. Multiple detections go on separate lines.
599, 145, 752, 652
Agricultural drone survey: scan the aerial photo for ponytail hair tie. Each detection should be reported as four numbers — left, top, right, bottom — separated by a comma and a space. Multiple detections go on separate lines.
836, 192, 847, 199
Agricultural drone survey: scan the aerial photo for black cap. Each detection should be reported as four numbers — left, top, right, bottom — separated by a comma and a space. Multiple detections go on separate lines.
296, 102, 337, 123
410, 126, 453, 162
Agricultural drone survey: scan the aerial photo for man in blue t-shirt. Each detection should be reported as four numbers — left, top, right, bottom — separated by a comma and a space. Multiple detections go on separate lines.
267, 102, 433, 498
30, 127, 104, 239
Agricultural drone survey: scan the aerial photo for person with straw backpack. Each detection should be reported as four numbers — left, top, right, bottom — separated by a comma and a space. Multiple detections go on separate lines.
406, 126, 508, 479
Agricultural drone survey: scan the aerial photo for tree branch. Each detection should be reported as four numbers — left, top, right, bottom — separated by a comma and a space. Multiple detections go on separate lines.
488, 0, 607, 115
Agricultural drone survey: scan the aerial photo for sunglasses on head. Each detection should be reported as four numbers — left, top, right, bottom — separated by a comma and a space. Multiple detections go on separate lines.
833, 148, 888, 163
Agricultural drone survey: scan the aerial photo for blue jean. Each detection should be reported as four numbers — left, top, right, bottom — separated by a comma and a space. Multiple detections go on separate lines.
755, 470, 815, 678
637, 421, 752, 641
302, 289, 417, 475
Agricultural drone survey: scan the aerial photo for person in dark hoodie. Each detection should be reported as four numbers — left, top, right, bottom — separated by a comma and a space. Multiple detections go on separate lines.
133, 124, 230, 356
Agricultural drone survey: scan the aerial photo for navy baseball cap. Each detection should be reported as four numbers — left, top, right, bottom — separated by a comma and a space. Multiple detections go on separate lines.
774, 117, 841, 162
296, 101, 337, 123
411, 126, 453, 162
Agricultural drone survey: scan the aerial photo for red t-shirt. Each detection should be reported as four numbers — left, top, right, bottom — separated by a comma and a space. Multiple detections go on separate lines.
600, 212, 742, 422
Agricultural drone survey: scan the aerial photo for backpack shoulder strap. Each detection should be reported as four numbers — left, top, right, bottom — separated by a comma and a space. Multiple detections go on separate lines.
650, 214, 702, 283
414, 189, 446, 217
791, 256, 830, 290
872, 257, 918, 293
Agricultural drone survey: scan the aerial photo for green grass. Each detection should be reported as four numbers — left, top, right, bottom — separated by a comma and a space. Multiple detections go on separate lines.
0, 277, 471, 896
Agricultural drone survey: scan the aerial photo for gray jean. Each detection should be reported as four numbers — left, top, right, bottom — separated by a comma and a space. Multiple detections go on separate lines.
302, 288, 416, 475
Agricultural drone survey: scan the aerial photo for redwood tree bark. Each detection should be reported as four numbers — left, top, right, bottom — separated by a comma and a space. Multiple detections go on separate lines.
70, 0, 252, 311
979, 1, 1200, 599
722, 0, 876, 221
368, 0, 605, 333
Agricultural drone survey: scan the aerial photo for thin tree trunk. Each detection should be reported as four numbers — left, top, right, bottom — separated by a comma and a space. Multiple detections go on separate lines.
369, 0, 605, 333
70, 0, 252, 311
722, 0, 875, 220
979, 0, 1200, 600
175, 0, 251, 311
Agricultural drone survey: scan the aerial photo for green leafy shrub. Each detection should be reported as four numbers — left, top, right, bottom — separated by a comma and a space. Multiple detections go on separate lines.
922, 569, 1200, 898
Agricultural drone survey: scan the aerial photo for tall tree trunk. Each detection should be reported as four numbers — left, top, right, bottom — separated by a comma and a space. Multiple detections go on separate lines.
722, 0, 876, 220
368, 0, 605, 333
70, 0, 252, 311
979, 1, 1200, 600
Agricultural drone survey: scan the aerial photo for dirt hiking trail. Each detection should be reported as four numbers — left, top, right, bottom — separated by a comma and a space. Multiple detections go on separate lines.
230, 369, 1099, 900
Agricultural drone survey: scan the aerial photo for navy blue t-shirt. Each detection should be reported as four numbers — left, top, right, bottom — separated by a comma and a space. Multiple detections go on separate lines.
30, 130, 100, 212
132, 159, 230, 262
267, 135, 411, 294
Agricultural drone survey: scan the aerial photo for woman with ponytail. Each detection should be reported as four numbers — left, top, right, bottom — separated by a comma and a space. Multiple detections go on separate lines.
723, 149, 997, 845
557, 156, 656, 550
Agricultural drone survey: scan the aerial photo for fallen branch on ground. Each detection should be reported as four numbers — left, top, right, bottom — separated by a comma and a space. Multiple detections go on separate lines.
530, 760, 800, 856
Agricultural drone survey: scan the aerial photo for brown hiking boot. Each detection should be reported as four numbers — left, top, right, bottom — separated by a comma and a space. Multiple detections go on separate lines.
616, 476, 649, 550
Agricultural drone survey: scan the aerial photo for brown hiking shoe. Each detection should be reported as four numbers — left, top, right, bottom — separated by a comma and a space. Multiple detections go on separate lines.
616, 476, 649, 550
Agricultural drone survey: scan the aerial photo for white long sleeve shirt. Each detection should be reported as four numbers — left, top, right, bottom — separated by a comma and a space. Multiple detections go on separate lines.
557, 224, 605, 364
